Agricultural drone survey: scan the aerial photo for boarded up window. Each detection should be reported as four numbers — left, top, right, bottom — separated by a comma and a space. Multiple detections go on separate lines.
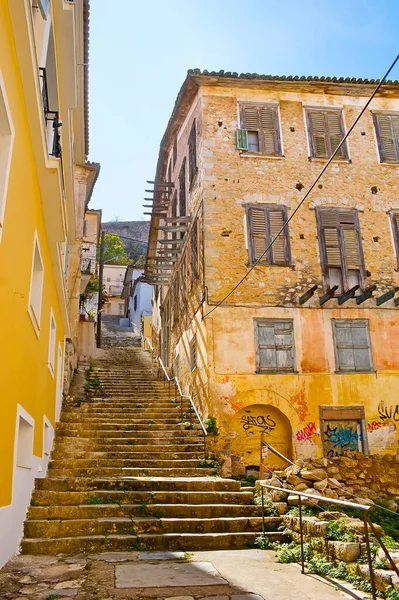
254, 319, 295, 373
306, 109, 348, 159
189, 335, 197, 371
332, 320, 373, 372
320, 405, 366, 458
316, 208, 365, 295
247, 204, 291, 265
191, 218, 199, 284
188, 120, 197, 186
390, 211, 399, 262
373, 113, 399, 163
239, 104, 281, 156
179, 160, 186, 217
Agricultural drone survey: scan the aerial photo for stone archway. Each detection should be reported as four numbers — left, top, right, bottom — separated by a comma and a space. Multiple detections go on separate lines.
230, 404, 292, 475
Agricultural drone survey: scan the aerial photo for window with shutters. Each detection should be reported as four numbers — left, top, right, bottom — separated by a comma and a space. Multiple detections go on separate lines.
246, 204, 291, 265
179, 160, 186, 217
390, 211, 399, 262
238, 103, 282, 156
189, 335, 197, 372
332, 320, 373, 373
254, 319, 295, 373
316, 208, 365, 295
191, 218, 199, 284
188, 120, 197, 186
305, 108, 348, 160
373, 113, 399, 163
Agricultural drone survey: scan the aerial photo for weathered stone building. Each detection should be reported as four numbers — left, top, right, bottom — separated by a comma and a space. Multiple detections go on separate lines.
146, 69, 399, 477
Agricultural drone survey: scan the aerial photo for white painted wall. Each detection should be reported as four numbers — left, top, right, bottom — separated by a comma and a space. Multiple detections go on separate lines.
0, 405, 54, 567
130, 280, 152, 334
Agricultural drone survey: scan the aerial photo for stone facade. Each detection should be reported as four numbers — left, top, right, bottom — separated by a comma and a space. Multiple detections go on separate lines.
147, 72, 399, 476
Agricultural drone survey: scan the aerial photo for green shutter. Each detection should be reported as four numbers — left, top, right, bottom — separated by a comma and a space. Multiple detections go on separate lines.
236, 129, 248, 151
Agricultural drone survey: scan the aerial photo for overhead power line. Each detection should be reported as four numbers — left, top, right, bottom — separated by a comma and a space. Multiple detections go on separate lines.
202, 52, 399, 320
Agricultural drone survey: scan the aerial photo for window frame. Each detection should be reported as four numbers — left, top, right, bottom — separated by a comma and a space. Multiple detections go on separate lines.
319, 404, 368, 457
332, 319, 374, 373
188, 119, 198, 187
373, 111, 399, 164
48, 309, 56, 377
390, 210, 399, 264
238, 102, 282, 156
316, 207, 366, 295
28, 232, 45, 337
178, 159, 187, 217
191, 217, 199, 285
305, 106, 348, 160
0, 69, 15, 240
189, 335, 197, 372
245, 203, 291, 266
254, 318, 296, 374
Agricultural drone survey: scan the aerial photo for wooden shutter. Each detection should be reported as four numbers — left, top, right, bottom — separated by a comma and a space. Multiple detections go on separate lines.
318, 208, 363, 283
308, 109, 347, 159
375, 113, 399, 162
255, 320, 295, 372
188, 121, 197, 185
333, 320, 372, 372
190, 336, 197, 371
240, 104, 280, 155
269, 209, 289, 264
191, 218, 198, 284
242, 106, 260, 130
179, 161, 186, 217
391, 212, 399, 261
308, 111, 328, 158
236, 129, 248, 151
260, 107, 279, 155
327, 111, 345, 158
248, 207, 267, 262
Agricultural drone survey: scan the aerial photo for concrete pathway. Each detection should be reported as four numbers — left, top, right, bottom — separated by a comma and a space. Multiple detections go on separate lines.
101, 315, 141, 347
0, 549, 360, 600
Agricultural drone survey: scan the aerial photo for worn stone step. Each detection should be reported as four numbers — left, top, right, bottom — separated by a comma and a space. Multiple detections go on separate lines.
36, 476, 241, 493
53, 443, 204, 454
61, 415, 182, 423
48, 467, 217, 477
51, 450, 203, 460
55, 435, 204, 446
57, 423, 200, 432
31, 489, 254, 506
27, 503, 263, 521
21, 531, 282, 554
49, 459, 205, 470
25, 515, 274, 538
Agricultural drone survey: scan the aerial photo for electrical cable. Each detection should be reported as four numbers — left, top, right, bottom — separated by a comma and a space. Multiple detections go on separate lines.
202, 52, 399, 320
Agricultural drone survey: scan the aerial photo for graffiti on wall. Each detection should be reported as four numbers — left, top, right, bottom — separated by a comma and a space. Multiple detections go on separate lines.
367, 420, 396, 432
323, 421, 360, 458
378, 401, 399, 422
240, 414, 276, 434
295, 421, 320, 444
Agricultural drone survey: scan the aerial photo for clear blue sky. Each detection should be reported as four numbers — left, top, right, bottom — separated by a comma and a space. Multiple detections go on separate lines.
88, 0, 399, 222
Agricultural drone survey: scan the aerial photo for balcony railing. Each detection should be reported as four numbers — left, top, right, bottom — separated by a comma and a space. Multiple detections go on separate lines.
38, 67, 62, 159
81, 258, 95, 275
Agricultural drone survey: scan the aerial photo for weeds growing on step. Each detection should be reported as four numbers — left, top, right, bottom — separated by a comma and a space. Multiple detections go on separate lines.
204, 417, 218, 435
85, 495, 115, 505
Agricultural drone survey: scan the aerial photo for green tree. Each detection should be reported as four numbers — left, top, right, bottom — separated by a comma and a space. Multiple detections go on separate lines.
97, 233, 130, 265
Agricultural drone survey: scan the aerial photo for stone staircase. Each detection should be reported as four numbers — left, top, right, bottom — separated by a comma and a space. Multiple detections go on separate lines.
22, 347, 281, 554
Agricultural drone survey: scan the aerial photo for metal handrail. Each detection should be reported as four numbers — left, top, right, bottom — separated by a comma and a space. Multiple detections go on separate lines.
260, 483, 399, 600
144, 337, 207, 455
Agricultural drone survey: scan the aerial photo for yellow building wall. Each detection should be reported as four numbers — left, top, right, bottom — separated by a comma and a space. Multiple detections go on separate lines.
0, 2, 65, 507
206, 307, 399, 475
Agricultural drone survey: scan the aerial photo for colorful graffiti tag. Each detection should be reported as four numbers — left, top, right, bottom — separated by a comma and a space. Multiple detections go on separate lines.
367, 420, 396, 432
323, 423, 359, 457
240, 414, 276, 434
295, 421, 319, 443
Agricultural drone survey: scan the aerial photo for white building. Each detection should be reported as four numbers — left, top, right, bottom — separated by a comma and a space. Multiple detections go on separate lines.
122, 266, 152, 334
103, 264, 127, 316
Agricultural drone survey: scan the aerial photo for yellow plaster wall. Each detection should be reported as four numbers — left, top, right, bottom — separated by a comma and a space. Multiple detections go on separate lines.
206, 307, 399, 475
0, 2, 65, 506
